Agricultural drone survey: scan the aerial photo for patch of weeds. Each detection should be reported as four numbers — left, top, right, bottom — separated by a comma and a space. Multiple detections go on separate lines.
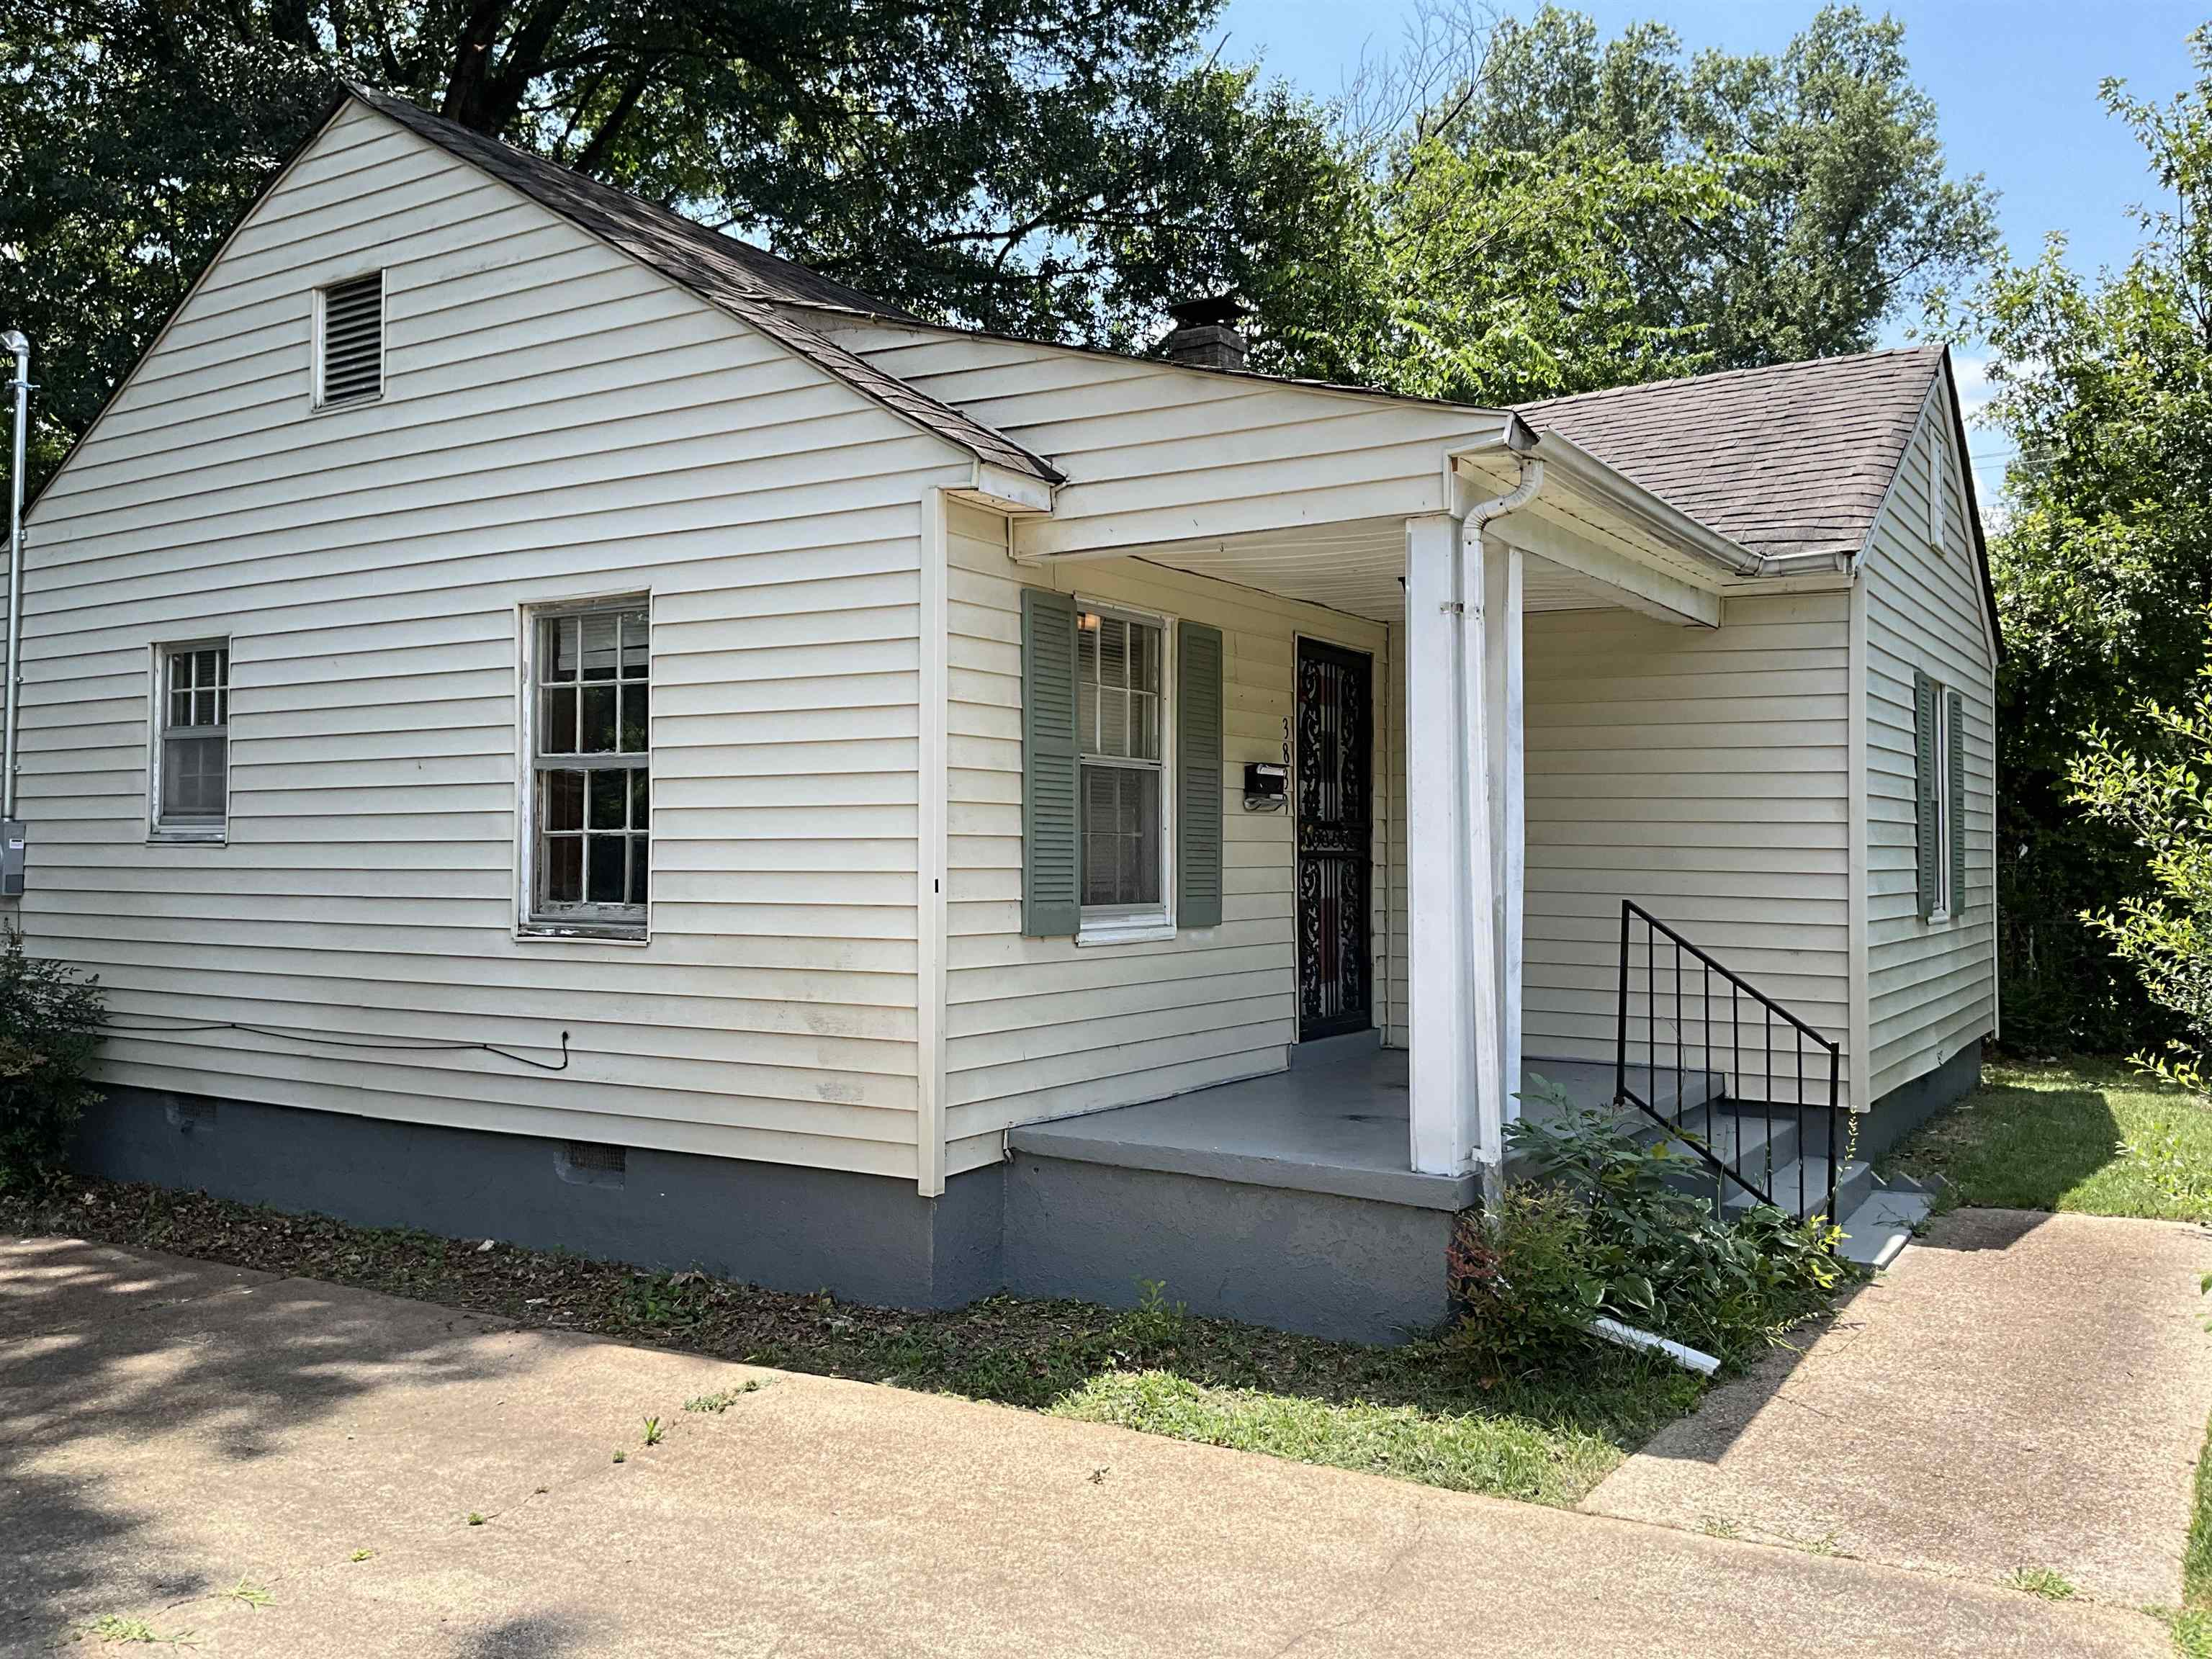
348, 1549, 374, 1563
223, 1577, 274, 1609
641, 1416, 663, 1446
465, 1511, 485, 1527
2008, 1566, 2077, 1601
611, 1449, 626, 1464
78, 1614, 192, 1645
685, 1380, 764, 1413
2190, 1405, 2212, 1613
1697, 1515, 1743, 1539
1111, 1280, 1190, 1351
2164, 1606, 2212, 1659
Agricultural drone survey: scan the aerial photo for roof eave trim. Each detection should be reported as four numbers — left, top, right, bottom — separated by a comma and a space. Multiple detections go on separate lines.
1518, 429, 1764, 578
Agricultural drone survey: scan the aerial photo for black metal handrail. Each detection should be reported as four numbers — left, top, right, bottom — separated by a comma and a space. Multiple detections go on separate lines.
1614, 899, 1844, 1220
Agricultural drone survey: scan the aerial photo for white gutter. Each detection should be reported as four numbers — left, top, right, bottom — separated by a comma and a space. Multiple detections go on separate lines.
2, 329, 27, 823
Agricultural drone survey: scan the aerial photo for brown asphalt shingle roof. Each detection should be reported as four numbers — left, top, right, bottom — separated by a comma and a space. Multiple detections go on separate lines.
1516, 346, 1946, 565
351, 88, 1063, 484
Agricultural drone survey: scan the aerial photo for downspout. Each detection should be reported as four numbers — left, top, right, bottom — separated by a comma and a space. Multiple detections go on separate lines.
2, 330, 28, 827
1457, 451, 1544, 1187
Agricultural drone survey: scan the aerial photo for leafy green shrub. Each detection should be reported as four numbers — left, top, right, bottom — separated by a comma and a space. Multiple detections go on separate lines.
0, 929, 105, 1190
1445, 1185, 1604, 1367
1447, 1085, 1845, 1372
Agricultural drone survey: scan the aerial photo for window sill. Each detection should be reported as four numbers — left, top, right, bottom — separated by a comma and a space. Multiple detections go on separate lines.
1077, 911, 1176, 948
517, 922, 649, 946
148, 828, 227, 846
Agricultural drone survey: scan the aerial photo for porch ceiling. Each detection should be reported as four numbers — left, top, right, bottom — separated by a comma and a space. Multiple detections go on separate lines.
1064, 516, 1634, 624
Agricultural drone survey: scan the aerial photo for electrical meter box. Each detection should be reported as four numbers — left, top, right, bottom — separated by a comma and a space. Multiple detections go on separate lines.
1, 819, 24, 897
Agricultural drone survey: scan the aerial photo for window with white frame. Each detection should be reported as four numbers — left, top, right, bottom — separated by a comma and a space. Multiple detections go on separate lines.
528, 601, 649, 934
153, 642, 230, 837
1076, 607, 1165, 913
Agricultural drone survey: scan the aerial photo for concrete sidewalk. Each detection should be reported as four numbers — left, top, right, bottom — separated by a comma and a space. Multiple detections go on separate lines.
1, 1233, 2172, 1658
1584, 1208, 2212, 1608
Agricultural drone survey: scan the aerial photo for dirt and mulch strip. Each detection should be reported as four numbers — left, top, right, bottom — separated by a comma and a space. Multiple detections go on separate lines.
0, 1177, 1709, 1511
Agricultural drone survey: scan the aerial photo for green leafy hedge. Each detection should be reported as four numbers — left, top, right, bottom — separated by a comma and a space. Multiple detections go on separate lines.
0, 930, 105, 1190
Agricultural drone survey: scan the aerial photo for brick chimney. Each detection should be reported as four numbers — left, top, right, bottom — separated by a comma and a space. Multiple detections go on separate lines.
1161, 295, 1248, 373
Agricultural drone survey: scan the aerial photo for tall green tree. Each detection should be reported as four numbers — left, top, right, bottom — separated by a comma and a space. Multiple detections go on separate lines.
1962, 28, 2212, 1051
1314, 4, 1997, 400
0, 0, 1363, 486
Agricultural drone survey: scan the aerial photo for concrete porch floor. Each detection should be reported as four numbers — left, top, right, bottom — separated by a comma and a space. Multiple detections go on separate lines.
1007, 1038, 1722, 1211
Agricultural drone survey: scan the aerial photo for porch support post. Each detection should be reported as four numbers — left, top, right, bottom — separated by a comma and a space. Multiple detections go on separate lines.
1455, 528, 1505, 1195
1404, 513, 1474, 1175
1483, 538, 1525, 1144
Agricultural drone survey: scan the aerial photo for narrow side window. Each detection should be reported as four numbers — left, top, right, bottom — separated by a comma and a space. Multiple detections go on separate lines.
525, 599, 650, 937
153, 642, 230, 839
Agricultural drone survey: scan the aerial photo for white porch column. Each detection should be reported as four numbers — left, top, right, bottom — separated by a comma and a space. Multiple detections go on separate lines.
1455, 528, 1505, 1187
1404, 513, 1473, 1174
1483, 538, 1525, 1140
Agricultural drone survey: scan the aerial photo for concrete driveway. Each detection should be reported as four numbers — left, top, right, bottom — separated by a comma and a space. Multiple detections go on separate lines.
0, 1233, 2173, 1658
1586, 1208, 2212, 1608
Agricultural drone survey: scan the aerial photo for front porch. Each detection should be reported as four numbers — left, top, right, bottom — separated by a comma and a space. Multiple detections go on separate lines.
1008, 1036, 1724, 1212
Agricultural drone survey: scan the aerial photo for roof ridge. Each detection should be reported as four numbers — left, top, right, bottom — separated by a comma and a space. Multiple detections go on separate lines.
1517, 343, 1943, 415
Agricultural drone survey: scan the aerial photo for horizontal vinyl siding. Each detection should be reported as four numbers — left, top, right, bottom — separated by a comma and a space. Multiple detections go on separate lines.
942, 503, 1391, 1174
12, 102, 953, 1178
819, 321, 1498, 559
1863, 408, 1997, 1099
1523, 594, 1856, 1106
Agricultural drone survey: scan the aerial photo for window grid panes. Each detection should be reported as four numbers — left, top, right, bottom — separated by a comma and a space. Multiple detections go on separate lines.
532, 603, 649, 928
157, 644, 229, 832
1076, 611, 1164, 910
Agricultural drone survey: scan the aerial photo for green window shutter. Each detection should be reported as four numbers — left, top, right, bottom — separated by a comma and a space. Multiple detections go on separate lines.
1913, 668, 1938, 920
1020, 587, 1080, 937
1947, 688, 1967, 914
1177, 621, 1224, 929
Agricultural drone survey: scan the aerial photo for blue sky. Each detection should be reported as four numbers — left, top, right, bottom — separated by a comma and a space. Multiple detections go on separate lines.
1213, 0, 2206, 493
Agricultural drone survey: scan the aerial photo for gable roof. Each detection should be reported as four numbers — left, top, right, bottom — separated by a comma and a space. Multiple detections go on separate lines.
346, 89, 1060, 485
24, 84, 1060, 516
1516, 346, 1943, 566
1519, 344, 1997, 649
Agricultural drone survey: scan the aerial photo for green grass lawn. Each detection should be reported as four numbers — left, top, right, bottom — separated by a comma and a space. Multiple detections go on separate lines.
1886, 1056, 2212, 1647
1881, 1056, 2212, 1223
0, 1179, 1703, 1510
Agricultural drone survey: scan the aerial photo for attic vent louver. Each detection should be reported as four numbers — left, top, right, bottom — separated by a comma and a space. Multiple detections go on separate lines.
317, 272, 384, 406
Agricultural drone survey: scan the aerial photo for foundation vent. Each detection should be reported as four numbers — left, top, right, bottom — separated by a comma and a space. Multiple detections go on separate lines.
557, 1140, 627, 1188
163, 1097, 217, 1133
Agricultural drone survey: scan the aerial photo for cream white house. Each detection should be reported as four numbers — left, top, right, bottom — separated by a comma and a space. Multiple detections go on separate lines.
0, 88, 1997, 1340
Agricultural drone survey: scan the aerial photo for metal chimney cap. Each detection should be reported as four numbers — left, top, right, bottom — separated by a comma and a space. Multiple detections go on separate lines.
1166, 294, 1243, 330
0, 331, 26, 354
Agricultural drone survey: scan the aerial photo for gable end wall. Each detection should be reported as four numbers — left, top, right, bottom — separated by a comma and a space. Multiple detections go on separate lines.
9, 101, 962, 1179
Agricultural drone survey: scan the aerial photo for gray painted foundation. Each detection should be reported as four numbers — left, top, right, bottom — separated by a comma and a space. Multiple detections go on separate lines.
71, 1087, 1003, 1311
1002, 1154, 1455, 1344
66, 1035, 1985, 1348
1856, 1038, 1984, 1162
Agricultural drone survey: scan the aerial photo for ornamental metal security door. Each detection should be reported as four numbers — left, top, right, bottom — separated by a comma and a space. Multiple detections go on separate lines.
1294, 639, 1373, 1040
